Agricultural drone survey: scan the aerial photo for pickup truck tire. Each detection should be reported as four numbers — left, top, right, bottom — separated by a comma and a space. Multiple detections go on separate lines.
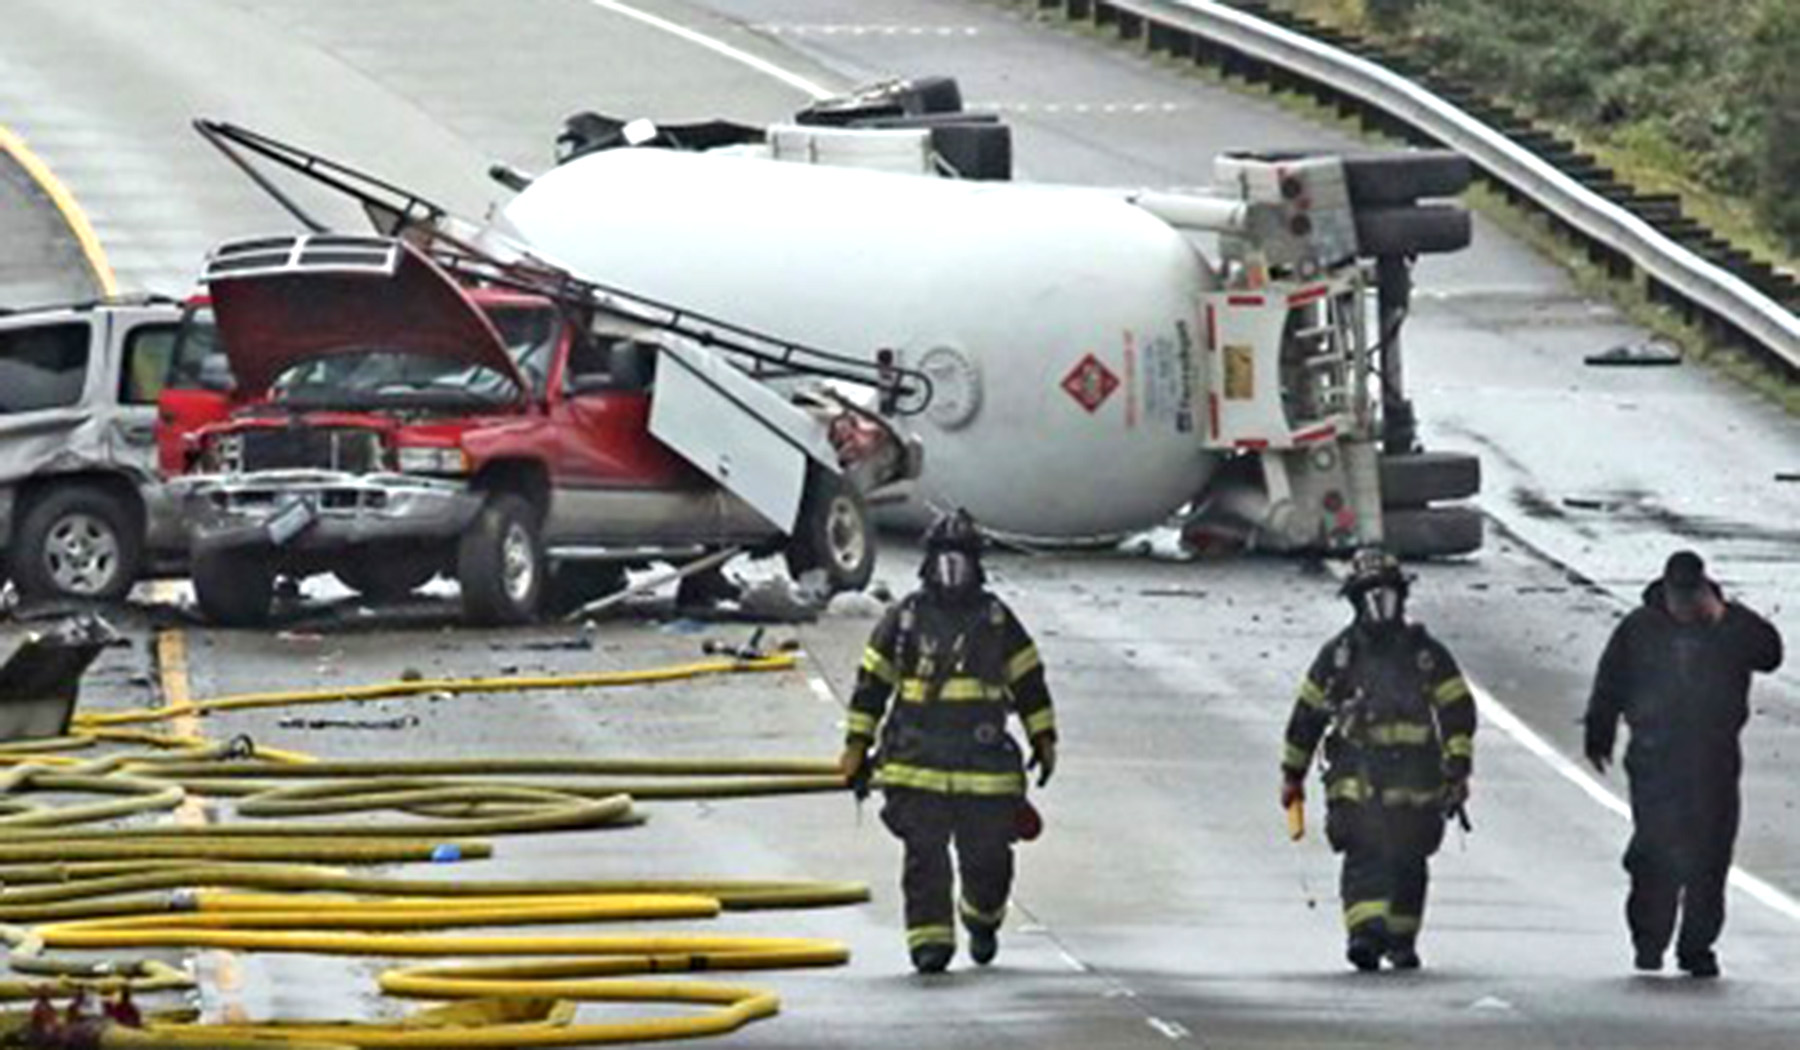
1382, 506, 1484, 559
1379, 451, 1481, 506
12, 485, 143, 602
335, 554, 440, 603
459, 494, 545, 624
785, 470, 874, 593
193, 549, 274, 627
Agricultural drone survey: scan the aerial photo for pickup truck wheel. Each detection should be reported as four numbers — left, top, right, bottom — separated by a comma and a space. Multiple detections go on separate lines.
192, 549, 274, 627
335, 554, 441, 603
458, 494, 544, 624
785, 471, 874, 593
12, 485, 142, 602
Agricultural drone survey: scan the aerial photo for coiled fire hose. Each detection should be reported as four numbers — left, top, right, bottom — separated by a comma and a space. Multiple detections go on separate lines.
0, 653, 862, 1047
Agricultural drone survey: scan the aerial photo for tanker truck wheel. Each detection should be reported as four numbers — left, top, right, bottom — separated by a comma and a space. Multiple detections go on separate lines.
193, 548, 274, 627
1382, 506, 1483, 559
1379, 451, 1481, 506
785, 470, 874, 593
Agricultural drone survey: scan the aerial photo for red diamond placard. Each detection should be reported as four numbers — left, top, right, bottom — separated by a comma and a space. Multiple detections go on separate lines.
1061, 353, 1119, 413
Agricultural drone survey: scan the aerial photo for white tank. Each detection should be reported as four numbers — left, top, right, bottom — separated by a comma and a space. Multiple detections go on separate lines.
503, 148, 1221, 540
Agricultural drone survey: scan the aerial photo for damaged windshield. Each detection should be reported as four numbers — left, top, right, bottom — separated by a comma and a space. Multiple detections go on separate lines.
271, 350, 521, 411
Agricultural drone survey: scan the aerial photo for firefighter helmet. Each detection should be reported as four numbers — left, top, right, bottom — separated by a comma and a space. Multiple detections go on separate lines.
922, 508, 984, 555
1340, 547, 1409, 596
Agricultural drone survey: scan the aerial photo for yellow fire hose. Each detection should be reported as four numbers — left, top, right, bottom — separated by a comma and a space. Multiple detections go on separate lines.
0, 652, 860, 1047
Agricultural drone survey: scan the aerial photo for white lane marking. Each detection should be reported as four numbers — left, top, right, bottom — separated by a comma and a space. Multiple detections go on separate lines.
1470, 680, 1800, 923
585, 0, 832, 100
759, 25, 983, 37
1147, 1017, 1191, 1040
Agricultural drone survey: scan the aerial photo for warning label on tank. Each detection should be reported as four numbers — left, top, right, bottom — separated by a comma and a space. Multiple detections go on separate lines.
1061, 353, 1120, 414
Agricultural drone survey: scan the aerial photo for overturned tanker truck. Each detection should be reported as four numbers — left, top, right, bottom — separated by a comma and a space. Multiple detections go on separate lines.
499, 77, 1484, 557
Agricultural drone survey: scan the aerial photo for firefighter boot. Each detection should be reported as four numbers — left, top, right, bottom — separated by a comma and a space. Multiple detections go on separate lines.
911, 943, 953, 974
1385, 938, 1421, 971
1677, 949, 1720, 979
1346, 929, 1386, 972
967, 923, 999, 967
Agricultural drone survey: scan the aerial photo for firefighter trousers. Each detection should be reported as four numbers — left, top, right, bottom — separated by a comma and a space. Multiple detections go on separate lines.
881, 788, 1016, 952
1329, 800, 1442, 947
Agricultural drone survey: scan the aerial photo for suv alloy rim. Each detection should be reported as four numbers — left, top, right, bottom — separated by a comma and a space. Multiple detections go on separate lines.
44, 513, 119, 595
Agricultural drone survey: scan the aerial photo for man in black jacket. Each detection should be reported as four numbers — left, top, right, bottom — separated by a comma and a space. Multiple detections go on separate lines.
1585, 550, 1784, 978
839, 509, 1057, 974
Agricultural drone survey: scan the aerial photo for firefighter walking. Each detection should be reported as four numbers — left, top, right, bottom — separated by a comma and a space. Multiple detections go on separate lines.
839, 509, 1057, 974
1280, 549, 1476, 971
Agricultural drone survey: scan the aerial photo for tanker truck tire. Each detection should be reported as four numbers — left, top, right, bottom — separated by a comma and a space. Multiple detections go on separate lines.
786, 470, 874, 594
193, 548, 274, 627
1354, 204, 1472, 256
1344, 152, 1472, 205
458, 493, 545, 625
1382, 506, 1483, 559
1379, 451, 1481, 506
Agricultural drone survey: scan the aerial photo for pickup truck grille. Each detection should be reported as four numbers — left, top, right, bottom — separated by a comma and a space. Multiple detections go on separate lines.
234, 427, 384, 473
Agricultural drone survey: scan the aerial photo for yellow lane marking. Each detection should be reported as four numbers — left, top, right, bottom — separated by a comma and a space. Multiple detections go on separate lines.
153, 614, 248, 1023
0, 122, 119, 297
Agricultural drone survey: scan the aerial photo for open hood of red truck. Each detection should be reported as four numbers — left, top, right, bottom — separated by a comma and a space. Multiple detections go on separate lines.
205, 236, 527, 398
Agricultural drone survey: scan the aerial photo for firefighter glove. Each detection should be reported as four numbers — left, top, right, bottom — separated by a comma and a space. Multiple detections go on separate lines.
1279, 772, 1305, 810
1584, 746, 1611, 775
1443, 776, 1470, 812
838, 745, 868, 783
1028, 734, 1057, 787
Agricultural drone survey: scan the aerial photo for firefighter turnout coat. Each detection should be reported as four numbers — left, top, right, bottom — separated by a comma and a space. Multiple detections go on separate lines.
847, 591, 1056, 796
1283, 623, 1476, 856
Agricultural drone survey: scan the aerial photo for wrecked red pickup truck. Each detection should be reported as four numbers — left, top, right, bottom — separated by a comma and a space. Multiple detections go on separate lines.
161, 234, 915, 625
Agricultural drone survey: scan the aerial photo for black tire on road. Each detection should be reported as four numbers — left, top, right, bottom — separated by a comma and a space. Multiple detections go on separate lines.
1355, 204, 1472, 256
334, 552, 441, 603
1379, 451, 1482, 507
544, 561, 629, 618
1382, 506, 1484, 559
11, 484, 143, 602
458, 493, 545, 625
785, 470, 875, 594
192, 548, 274, 627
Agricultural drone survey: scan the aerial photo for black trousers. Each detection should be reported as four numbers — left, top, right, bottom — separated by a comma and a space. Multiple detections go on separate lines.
1625, 780, 1740, 958
881, 788, 1017, 951
1328, 800, 1443, 946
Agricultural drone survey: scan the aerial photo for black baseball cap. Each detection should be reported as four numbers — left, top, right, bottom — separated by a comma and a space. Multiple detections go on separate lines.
1662, 550, 1707, 592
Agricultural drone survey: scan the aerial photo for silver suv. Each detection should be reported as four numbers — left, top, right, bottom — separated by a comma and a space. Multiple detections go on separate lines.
0, 296, 220, 602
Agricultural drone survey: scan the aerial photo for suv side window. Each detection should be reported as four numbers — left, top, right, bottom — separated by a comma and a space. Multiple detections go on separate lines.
0, 321, 90, 413
120, 323, 179, 404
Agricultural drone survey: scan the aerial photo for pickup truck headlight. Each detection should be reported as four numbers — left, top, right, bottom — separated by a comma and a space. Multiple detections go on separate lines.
206, 434, 244, 474
396, 446, 470, 475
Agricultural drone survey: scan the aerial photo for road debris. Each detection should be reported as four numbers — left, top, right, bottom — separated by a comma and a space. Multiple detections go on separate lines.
1583, 338, 1681, 366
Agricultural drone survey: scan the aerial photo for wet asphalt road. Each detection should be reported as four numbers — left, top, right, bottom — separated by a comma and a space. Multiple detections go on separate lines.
1, 1, 1798, 1047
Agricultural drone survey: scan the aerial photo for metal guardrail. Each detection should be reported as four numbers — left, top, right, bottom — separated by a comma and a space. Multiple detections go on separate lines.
1026, 0, 1800, 378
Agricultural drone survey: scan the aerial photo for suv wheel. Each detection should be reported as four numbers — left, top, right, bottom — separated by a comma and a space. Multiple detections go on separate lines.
458, 493, 544, 624
192, 548, 274, 627
785, 470, 874, 593
12, 485, 143, 602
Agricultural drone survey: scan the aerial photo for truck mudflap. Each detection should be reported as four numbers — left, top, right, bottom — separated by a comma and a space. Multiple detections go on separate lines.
175, 471, 483, 555
648, 340, 845, 533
